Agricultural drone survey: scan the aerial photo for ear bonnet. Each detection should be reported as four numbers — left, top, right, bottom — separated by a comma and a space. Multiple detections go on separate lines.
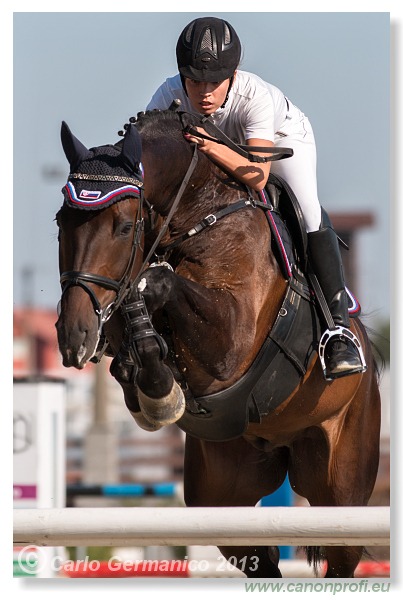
61, 121, 143, 210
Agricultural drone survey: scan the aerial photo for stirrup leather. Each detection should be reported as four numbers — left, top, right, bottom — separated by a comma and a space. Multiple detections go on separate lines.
318, 326, 367, 381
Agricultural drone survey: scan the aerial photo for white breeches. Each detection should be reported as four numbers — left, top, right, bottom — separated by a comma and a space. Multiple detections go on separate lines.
271, 105, 322, 233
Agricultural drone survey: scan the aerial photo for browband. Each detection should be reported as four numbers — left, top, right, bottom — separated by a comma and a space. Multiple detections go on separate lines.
69, 172, 143, 187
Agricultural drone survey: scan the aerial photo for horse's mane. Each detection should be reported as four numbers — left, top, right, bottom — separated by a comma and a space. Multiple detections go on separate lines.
135, 109, 184, 137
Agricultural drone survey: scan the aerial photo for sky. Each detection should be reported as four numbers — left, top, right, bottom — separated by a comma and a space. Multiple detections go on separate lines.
11, 8, 392, 327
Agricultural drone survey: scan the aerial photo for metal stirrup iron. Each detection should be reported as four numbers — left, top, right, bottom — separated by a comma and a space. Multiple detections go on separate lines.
318, 326, 367, 381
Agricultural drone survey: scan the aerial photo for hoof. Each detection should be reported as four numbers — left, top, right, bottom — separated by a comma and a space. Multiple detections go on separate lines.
138, 381, 185, 426
129, 410, 163, 432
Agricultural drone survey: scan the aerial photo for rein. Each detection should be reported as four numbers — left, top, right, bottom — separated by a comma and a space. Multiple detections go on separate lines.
182, 117, 293, 163
58, 140, 200, 363
129, 143, 199, 290
59, 109, 292, 363
141, 108, 289, 258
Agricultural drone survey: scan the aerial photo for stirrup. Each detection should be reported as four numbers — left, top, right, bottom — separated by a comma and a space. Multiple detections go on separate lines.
318, 326, 367, 381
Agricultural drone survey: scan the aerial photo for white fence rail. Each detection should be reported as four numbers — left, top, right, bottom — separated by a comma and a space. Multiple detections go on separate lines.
13, 506, 390, 547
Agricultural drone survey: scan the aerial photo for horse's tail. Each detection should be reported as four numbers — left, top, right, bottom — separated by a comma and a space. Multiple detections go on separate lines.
365, 325, 387, 384
301, 546, 381, 576
355, 317, 387, 384
300, 546, 326, 576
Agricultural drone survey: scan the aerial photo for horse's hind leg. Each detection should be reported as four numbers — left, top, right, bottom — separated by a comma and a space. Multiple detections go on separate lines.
289, 371, 381, 578
184, 435, 289, 578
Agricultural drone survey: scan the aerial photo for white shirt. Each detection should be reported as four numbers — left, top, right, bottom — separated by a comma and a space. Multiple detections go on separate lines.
147, 70, 321, 232
146, 70, 303, 144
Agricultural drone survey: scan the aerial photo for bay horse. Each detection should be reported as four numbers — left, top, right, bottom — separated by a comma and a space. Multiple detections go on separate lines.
55, 110, 381, 578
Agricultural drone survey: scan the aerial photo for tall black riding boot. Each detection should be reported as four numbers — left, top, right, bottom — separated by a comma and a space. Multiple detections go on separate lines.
307, 226, 364, 379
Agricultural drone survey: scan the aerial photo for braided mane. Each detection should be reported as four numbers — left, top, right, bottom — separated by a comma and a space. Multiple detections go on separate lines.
126, 109, 195, 143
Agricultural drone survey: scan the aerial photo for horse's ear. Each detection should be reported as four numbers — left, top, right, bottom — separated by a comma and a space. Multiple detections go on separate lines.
120, 124, 142, 172
61, 121, 91, 171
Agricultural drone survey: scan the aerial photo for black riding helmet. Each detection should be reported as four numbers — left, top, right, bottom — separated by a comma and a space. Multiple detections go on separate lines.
176, 17, 241, 107
176, 17, 241, 82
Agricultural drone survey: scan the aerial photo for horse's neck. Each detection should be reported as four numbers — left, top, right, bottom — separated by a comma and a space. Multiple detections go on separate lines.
145, 140, 207, 202
172, 167, 244, 237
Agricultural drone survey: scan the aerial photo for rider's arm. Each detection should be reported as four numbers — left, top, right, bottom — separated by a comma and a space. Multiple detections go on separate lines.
184, 130, 273, 191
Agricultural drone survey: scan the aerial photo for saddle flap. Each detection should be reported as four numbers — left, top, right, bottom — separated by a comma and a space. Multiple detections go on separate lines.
267, 172, 308, 267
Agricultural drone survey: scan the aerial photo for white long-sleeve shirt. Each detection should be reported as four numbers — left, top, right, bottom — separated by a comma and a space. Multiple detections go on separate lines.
146, 70, 321, 231
146, 70, 307, 144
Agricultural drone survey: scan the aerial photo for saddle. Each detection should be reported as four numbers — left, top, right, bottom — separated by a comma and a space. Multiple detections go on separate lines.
263, 173, 361, 316
175, 173, 361, 442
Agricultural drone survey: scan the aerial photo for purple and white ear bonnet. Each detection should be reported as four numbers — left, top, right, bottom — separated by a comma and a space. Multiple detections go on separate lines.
60, 121, 143, 210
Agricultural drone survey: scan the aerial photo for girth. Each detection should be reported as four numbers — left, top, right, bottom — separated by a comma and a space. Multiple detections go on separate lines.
176, 275, 320, 442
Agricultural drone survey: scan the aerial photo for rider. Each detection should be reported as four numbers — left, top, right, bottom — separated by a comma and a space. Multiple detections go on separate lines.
146, 16, 364, 380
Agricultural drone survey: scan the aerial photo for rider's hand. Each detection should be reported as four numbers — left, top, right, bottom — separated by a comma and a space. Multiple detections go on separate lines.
183, 127, 212, 151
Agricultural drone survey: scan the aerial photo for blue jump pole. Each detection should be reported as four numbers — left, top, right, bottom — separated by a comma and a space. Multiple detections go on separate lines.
260, 475, 294, 559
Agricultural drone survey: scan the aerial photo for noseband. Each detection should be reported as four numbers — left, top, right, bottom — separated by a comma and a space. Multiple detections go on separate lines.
59, 270, 126, 332
58, 139, 200, 366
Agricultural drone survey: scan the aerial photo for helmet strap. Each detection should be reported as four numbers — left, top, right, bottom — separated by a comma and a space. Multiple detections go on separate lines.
220, 76, 234, 109
180, 74, 188, 96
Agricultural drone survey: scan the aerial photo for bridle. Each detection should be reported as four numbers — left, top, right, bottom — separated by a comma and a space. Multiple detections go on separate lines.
58, 178, 147, 336
58, 142, 200, 358
58, 110, 293, 363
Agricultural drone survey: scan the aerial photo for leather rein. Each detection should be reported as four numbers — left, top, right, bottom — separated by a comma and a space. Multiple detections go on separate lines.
58, 141, 200, 344
59, 114, 292, 361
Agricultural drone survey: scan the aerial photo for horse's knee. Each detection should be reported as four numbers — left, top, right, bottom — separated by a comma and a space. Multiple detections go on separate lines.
110, 354, 137, 385
138, 266, 175, 314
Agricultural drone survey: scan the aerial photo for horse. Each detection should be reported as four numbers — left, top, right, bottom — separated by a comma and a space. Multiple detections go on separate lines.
55, 110, 381, 578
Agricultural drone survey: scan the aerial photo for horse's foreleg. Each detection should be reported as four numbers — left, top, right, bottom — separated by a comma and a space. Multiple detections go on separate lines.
130, 327, 185, 428
109, 358, 163, 432
105, 316, 166, 431
288, 368, 381, 578
139, 266, 253, 382
184, 435, 289, 578
110, 288, 185, 428
134, 264, 249, 424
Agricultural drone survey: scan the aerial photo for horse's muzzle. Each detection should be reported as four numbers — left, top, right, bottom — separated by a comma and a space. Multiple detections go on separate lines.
55, 316, 99, 369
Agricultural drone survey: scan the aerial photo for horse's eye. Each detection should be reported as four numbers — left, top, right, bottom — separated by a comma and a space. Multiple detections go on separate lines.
119, 222, 134, 236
